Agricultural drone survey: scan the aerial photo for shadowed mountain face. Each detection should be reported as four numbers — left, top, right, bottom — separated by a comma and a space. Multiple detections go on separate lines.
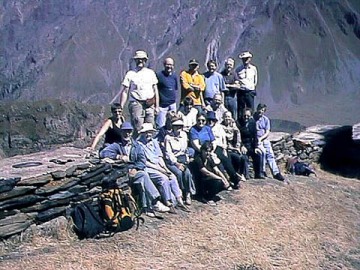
1, 0, 360, 125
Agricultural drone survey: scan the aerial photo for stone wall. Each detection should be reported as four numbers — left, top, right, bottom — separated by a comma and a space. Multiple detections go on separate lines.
1, 124, 359, 239
0, 147, 128, 239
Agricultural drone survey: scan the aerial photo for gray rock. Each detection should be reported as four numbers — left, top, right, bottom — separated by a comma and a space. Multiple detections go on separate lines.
51, 170, 67, 180
49, 191, 75, 200
35, 177, 80, 195
0, 186, 37, 201
0, 220, 33, 239
17, 174, 52, 186
35, 206, 67, 223
0, 195, 45, 211
306, 125, 342, 134
352, 123, 360, 142
0, 177, 21, 193
268, 132, 290, 143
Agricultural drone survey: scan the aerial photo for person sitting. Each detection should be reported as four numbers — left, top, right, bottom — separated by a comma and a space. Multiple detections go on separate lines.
221, 111, 249, 180
204, 93, 228, 123
253, 103, 285, 181
192, 141, 231, 205
238, 108, 264, 179
164, 119, 196, 205
156, 110, 179, 149
177, 97, 198, 133
206, 111, 244, 188
89, 103, 125, 151
137, 123, 189, 212
99, 122, 170, 217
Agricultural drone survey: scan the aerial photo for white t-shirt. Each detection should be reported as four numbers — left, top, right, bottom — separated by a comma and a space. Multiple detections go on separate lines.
122, 67, 158, 101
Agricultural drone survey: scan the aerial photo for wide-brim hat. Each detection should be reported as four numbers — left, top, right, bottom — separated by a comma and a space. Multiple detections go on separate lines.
133, 50, 148, 59
239, 51, 253, 59
120, 122, 133, 130
206, 111, 217, 121
172, 119, 184, 126
189, 58, 199, 65
139, 123, 156, 133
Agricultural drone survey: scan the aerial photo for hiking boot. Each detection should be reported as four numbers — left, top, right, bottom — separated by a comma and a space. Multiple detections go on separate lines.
185, 193, 192, 205
168, 205, 177, 214
153, 201, 170, 212
255, 174, 265, 179
274, 173, 285, 181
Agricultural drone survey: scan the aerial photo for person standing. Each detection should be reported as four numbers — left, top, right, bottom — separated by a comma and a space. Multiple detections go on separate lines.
236, 51, 258, 115
203, 60, 227, 106
156, 57, 178, 128
180, 59, 206, 112
119, 50, 159, 132
221, 57, 241, 121
254, 104, 285, 181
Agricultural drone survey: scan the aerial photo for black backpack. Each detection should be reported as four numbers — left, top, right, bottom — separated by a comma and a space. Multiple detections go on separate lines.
286, 157, 316, 176
71, 201, 106, 239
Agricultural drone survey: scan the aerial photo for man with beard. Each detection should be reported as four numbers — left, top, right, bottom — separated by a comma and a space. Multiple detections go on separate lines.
99, 122, 170, 217
156, 57, 178, 128
238, 108, 264, 179
221, 57, 241, 121
236, 51, 258, 114
204, 93, 228, 123
119, 50, 159, 133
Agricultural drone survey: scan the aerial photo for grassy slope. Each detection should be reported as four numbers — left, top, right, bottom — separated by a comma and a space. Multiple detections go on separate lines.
0, 169, 359, 270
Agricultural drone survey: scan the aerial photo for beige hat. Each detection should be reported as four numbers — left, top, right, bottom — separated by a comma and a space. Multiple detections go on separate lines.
239, 51, 253, 59
133, 50, 148, 59
172, 119, 184, 126
139, 123, 156, 133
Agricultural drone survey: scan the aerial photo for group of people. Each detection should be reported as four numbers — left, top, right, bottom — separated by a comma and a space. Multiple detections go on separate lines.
89, 50, 285, 217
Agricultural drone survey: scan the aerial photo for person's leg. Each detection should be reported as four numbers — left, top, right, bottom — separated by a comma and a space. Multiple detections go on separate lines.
156, 106, 168, 128
237, 91, 246, 119
166, 163, 184, 190
146, 168, 172, 203
130, 170, 159, 209
244, 91, 255, 112
203, 177, 224, 200
263, 139, 280, 175
144, 106, 155, 126
225, 96, 238, 121
215, 147, 239, 186
128, 101, 145, 132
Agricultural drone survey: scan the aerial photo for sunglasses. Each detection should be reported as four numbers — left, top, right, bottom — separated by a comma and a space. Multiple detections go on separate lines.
197, 119, 206, 123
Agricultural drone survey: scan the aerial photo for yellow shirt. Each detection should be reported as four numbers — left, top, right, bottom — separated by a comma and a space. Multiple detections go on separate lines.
180, 70, 206, 106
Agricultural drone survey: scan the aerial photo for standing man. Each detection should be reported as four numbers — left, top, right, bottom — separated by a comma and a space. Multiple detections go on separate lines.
203, 60, 227, 106
180, 59, 206, 112
119, 50, 159, 132
156, 57, 178, 128
254, 104, 285, 181
221, 57, 240, 121
236, 51, 258, 115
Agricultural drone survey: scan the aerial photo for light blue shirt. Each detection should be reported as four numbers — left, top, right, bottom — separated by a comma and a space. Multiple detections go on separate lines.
203, 71, 227, 99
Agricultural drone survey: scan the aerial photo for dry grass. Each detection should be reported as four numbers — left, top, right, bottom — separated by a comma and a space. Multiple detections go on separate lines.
0, 170, 359, 270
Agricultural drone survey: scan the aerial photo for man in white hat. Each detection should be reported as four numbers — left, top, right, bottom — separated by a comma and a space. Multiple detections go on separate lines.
235, 51, 258, 116
119, 50, 159, 132
137, 123, 189, 212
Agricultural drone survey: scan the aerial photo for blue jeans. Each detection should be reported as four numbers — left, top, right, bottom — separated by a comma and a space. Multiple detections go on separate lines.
130, 170, 160, 210
166, 163, 196, 195
259, 139, 279, 175
156, 103, 176, 128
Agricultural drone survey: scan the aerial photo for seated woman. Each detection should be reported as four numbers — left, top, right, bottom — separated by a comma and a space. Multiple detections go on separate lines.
192, 142, 231, 205
89, 103, 125, 151
177, 97, 198, 133
221, 111, 249, 180
164, 119, 196, 205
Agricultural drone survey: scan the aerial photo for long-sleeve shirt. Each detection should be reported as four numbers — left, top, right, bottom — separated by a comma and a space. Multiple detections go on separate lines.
236, 64, 258, 91
164, 131, 188, 164
180, 70, 206, 106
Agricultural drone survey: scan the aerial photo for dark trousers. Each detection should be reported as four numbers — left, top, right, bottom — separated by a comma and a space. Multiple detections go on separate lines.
243, 143, 263, 178
224, 95, 238, 121
237, 90, 255, 117
214, 146, 239, 185
229, 151, 249, 176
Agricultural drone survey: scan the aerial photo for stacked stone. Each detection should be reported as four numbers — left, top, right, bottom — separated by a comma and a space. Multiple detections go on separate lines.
0, 159, 129, 239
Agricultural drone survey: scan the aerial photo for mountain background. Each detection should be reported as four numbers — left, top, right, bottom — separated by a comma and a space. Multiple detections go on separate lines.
1, 0, 360, 127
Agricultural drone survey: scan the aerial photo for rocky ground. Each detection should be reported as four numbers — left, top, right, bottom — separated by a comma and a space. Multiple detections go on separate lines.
0, 168, 359, 270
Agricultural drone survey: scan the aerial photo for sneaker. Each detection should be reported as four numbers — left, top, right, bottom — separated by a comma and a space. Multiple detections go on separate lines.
177, 203, 190, 212
145, 211, 156, 218
153, 201, 170, 212
185, 193, 192, 205
274, 173, 285, 181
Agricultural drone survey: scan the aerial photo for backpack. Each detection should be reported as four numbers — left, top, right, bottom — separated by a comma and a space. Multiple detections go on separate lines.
99, 188, 144, 232
286, 157, 316, 176
71, 201, 107, 239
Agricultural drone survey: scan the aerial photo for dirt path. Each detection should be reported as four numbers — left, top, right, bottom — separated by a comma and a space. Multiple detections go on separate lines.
1, 170, 359, 270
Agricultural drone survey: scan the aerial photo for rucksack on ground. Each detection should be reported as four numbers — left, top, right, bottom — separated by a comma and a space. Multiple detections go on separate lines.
99, 186, 144, 232
286, 157, 316, 176
71, 201, 107, 239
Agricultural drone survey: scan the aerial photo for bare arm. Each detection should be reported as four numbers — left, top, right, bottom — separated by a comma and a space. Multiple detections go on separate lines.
191, 139, 202, 153
90, 119, 112, 150
259, 129, 270, 143
153, 84, 159, 112
119, 86, 129, 109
